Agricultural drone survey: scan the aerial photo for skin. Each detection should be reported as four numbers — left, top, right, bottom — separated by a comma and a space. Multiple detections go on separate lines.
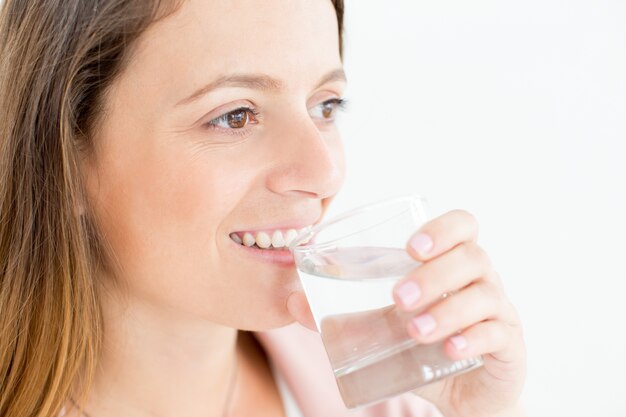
397, 212, 527, 417
74, 0, 526, 416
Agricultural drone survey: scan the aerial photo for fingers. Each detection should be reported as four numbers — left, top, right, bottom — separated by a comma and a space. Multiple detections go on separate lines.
393, 240, 492, 311
397, 208, 524, 370
405, 280, 514, 345
444, 320, 511, 360
406, 209, 479, 261
443, 318, 525, 369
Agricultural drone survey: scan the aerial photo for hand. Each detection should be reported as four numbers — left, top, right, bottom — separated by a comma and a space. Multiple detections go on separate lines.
393, 210, 526, 417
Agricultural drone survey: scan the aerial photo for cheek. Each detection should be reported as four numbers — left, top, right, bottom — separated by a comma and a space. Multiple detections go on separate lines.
87, 144, 252, 307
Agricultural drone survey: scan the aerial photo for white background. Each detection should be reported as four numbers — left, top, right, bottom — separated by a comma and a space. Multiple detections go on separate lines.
331, 1, 626, 416
1, 0, 623, 415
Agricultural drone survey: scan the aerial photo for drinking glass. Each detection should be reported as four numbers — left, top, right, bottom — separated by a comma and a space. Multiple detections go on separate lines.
289, 195, 484, 409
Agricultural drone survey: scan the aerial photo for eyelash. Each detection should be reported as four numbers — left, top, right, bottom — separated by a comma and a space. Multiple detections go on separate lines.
203, 98, 348, 138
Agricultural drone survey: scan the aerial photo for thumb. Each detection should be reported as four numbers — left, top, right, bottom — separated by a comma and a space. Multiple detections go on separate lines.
286, 290, 318, 332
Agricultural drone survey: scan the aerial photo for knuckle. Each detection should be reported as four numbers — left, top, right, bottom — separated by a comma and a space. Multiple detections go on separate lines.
461, 241, 492, 268
454, 209, 479, 232
474, 280, 490, 298
458, 240, 477, 258
485, 323, 506, 348
480, 279, 501, 299
503, 300, 524, 331
496, 323, 515, 349
487, 269, 505, 290
479, 282, 502, 315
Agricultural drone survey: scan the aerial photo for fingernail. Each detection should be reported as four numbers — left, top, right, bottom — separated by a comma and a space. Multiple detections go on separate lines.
409, 233, 433, 256
411, 313, 437, 336
450, 335, 468, 351
394, 281, 422, 309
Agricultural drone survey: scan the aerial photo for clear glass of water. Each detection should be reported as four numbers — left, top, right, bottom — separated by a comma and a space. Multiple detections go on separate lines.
289, 195, 484, 409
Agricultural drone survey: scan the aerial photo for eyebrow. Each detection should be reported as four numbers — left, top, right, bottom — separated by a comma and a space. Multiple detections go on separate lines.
176, 68, 347, 107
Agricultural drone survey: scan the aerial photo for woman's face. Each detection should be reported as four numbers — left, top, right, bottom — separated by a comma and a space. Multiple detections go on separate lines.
82, 0, 346, 330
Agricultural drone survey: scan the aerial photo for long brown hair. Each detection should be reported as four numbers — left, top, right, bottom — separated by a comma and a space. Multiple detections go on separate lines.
0, 1, 344, 416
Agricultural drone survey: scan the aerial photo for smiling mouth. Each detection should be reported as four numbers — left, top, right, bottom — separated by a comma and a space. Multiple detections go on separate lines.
229, 226, 312, 250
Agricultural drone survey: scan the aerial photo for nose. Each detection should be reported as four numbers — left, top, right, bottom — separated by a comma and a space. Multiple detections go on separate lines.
265, 112, 345, 199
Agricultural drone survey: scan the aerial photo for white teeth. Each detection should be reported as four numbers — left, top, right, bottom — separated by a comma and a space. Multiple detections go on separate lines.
230, 233, 242, 244
271, 230, 285, 248
298, 226, 313, 244
242, 232, 255, 247
255, 231, 271, 249
284, 229, 298, 246
231, 226, 313, 249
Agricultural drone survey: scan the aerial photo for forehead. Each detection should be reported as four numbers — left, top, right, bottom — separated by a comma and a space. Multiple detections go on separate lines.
123, 0, 341, 105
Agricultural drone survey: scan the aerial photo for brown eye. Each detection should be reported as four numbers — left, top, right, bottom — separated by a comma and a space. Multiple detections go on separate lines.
322, 102, 335, 119
207, 107, 259, 131
310, 98, 346, 122
227, 109, 248, 128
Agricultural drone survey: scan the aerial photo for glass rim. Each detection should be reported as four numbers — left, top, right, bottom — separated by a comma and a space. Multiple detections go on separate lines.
289, 193, 428, 253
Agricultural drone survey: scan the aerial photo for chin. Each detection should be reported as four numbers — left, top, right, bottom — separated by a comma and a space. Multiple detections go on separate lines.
238, 288, 302, 332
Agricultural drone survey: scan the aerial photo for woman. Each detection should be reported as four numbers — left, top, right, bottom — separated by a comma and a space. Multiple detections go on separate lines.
0, 0, 527, 416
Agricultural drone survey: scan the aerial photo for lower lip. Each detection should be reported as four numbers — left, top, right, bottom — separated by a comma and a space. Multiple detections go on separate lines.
230, 239, 296, 267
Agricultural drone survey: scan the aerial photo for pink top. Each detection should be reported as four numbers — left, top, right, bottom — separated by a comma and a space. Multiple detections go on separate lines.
256, 323, 444, 417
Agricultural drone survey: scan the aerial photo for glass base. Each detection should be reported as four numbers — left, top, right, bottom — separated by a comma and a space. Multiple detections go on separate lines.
334, 340, 484, 409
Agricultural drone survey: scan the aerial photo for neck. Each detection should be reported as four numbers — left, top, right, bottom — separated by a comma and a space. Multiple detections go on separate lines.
79, 286, 239, 417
